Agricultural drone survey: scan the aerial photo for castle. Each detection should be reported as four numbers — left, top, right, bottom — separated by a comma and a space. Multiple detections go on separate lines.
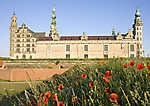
9, 8, 143, 59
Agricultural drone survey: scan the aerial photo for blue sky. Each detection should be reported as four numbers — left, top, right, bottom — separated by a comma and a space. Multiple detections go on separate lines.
0, 0, 150, 57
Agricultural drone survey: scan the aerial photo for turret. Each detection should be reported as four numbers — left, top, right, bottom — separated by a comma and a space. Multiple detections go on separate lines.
133, 9, 143, 57
49, 8, 59, 40
133, 9, 143, 41
10, 12, 18, 58
10, 12, 18, 29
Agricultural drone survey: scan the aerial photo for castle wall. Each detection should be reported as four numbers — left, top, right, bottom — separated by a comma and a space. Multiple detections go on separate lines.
34, 40, 138, 59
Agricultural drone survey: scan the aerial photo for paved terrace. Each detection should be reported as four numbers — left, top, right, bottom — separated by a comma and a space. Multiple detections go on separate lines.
0, 68, 68, 81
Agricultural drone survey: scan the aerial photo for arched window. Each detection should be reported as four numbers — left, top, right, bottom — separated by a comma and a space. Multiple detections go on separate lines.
16, 55, 18, 59
22, 55, 26, 59
30, 55, 32, 59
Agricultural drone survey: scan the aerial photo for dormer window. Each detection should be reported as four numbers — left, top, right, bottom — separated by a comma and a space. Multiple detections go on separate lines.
81, 32, 87, 40
27, 35, 30, 37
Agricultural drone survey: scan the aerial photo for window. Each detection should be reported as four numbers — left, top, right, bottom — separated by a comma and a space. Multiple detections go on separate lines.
32, 44, 35, 47
17, 44, 20, 47
22, 55, 26, 59
22, 39, 25, 42
27, 48, 30, 52
66, 54, 70, 59
17, 39, 20, 42
66, 45, 70, 51
27, 35, 30, 37
104, 54, 108, 58
137, 44, 139, 49
84, 54, 88, 59
26, 39, 30, 42
30, 55, 32, 59
32, 48, 35, 52
130, 54, 134, 58
22, 34, 24, 37
104, 45, 108, 51
84, 45, 88, 51
16, 55, 18, 59
16, 48, 20, 53
27, 44, 30, 47
17, 35, 20, 38
130, 45, 134, 51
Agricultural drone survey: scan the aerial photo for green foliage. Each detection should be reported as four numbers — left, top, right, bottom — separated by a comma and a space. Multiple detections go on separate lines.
0, 58, 150, 106
55, 60, 60, 65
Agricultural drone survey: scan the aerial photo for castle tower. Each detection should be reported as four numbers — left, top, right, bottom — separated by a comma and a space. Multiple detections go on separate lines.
133, 9, 143, 57
49, 8, 59, 40
10, 12, 18, 58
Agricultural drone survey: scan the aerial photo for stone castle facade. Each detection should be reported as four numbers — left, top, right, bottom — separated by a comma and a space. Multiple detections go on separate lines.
9, 8, 143, 59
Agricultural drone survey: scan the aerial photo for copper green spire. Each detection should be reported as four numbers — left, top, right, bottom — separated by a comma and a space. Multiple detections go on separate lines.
49, 8, 59, 40
112, 27, 116, 36
135, 8, 140, 17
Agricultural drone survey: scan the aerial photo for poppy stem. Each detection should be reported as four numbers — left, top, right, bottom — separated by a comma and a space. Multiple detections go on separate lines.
120, 87, 131, 106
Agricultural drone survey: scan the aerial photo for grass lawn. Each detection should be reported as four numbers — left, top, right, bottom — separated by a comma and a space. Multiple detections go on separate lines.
0, 82, 41, 102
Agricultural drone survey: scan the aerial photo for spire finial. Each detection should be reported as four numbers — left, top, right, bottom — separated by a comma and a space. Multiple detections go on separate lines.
135, 8, 140, 17
112, 26, 116, 36
49, 8, 59, 40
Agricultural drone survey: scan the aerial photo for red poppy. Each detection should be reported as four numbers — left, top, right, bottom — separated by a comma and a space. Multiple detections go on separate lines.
97, 62, 100, 64
58, 84, 64, 92
82, 96, 86, 100
89, 82, 95, 88
30, 99, 36, 104
147, 64, 150, 70
57, 101, 64, 106
105, 71, 111, 78
75, 81, 79, 86
45, 91, 51, 98
102, 61, 105, 65
123, 64, 127, 68
43, 96, 48, 104
37, 103, 40, 106
110, 93, 119, 103
40, 93, 44, 97
52, 94, 58, 101
129, 61, 135, 67
120, 58, 123, 61
72, 97, 77, 103
104, 88, 110, 94
137, 63, 144, 70
81, 74, 87, 78
102, 77, 109, 83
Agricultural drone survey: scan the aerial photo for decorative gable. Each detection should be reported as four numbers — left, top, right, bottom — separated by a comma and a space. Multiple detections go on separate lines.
81, 32, 88, 40
125, 29, 134, 39
116, 32, 123, 40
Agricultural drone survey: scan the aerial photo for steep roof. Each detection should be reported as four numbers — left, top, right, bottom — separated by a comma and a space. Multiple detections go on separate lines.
60, 36, 81, 40
37, 35, 115, 41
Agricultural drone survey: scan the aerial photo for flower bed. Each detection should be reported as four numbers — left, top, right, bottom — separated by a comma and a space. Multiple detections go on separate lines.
1, 58, 150, 105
